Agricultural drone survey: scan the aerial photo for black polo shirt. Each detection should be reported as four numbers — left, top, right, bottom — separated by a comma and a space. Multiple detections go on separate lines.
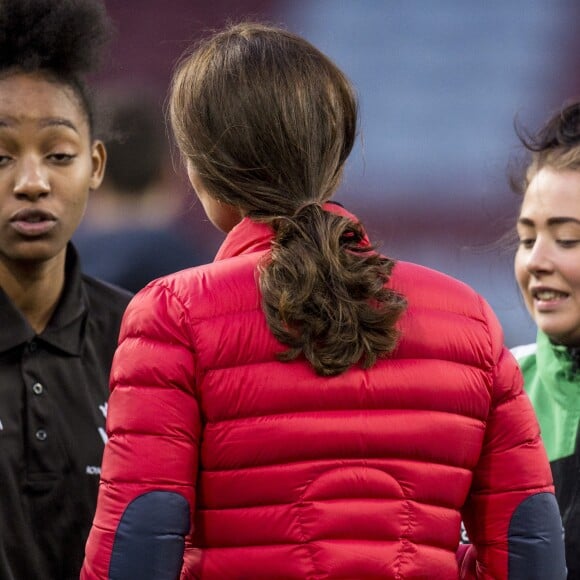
0, 244, 132, 580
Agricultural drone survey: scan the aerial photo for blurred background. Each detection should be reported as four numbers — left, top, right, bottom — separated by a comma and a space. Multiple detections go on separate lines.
86, 0, 580, 346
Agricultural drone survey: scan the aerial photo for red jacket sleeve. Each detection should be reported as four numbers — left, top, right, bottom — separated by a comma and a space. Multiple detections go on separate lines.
81, 281, 201, 580
459, 299, 565, 579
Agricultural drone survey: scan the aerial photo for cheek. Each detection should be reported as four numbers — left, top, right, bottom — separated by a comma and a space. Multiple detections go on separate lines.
199, 195, 215, 220
66, 198, 89, 234
75, 194, 90, 216
564, 267, 580, 294
514, 252, 528, 290
65, 172, 91, 221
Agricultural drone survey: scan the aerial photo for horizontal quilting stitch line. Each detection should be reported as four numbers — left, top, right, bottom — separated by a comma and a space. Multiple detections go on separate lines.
148, 274, 264, 325
190, 538, 456, 551
200, 454, 478, 472
203, 407, 488, 426
173, 292, 486, 326
185, 307, 488, 338
147, 284, 487, 326
392, 303, 487, 325
469, 483, 552, 497
118, 334, 195, 352
202, 355, 492, 376
99, 478, 195, 489
200, 457, 473, 475
112, 382, 195, 391
186, 304, 262, 323
108, 429, 195, 438
196, 495, 463, 512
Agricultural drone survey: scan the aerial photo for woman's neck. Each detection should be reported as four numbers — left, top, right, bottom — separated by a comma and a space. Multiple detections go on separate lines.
0, 254, 66, 334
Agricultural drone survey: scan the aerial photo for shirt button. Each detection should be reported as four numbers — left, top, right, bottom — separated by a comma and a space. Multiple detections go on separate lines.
28, 340, 38, 353
32, 382, 44, 395
35, 429, 48, 441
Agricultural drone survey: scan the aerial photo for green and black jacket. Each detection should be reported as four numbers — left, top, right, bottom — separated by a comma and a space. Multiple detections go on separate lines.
512, 331, 580, 579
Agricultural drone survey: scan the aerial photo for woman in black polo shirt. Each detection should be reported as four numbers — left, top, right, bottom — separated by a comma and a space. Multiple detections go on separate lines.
0, 1, 132, 578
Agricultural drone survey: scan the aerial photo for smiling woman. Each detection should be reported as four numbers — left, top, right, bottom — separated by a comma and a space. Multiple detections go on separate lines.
515, 168, 580, 344
0, 1, 132, 579
511, 101, 580, 578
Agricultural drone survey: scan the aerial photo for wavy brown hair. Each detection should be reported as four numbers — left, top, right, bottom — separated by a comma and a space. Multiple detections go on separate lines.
169, 22, 406, 376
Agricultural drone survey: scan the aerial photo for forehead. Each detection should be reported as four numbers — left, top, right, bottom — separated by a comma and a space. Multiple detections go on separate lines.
0, 72, 88, 133
521, 167, 580, 219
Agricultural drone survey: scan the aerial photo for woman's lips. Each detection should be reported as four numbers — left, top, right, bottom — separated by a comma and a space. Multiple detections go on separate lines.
9, 209, 57, 237
532, 289, 570, 312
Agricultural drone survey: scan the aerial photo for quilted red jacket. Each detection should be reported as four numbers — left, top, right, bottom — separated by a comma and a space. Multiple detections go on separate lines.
82, 207, 565, 579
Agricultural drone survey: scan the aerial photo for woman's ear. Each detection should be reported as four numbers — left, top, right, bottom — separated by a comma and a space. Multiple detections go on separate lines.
89, 140, 107, 190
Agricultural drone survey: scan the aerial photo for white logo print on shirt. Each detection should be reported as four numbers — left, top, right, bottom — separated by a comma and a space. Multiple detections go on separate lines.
86, 402, 109, 476
98, 401, 108, 444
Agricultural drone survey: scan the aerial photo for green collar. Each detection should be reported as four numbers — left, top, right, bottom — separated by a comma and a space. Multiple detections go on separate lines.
536, 330, 580, 406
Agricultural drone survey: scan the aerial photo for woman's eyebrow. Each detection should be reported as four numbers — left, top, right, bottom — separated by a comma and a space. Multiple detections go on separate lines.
547, 217, 580, 226
38, 117, 79, 134
517, 217, 580, 226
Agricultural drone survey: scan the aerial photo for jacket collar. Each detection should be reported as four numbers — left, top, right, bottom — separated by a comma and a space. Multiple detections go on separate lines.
214, 201, 362, 262
214, 218, 274, 262
0, 243, 87, 355
536, 330, 580, 405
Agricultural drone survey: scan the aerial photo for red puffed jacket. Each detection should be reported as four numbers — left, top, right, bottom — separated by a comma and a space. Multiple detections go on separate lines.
82, 205, 565, 579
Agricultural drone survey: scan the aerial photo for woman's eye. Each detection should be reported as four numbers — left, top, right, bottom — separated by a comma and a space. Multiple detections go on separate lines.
48, 153, 75, 163
0, 155, 12, 166
557, 239, 580, 248
518, 238, 535, 249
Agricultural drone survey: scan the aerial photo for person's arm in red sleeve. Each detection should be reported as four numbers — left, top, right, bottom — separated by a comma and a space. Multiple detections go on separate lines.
458, 299, 566, 579
81, 281, 201, 580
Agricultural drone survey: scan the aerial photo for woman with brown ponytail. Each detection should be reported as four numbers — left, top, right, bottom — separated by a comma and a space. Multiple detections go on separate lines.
82, 23, 565, 579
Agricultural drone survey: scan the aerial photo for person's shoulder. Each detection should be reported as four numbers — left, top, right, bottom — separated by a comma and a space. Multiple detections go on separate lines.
394, 259, 474, 289
158, 251, 256, 289
81, 273, 133, 313
137, 255, 259, 323
392, 260, 485, 312
392, 259, 507, 362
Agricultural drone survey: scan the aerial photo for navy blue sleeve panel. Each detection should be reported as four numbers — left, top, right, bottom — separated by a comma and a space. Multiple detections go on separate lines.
508, 492, 566, 579
109, 491, 190, 580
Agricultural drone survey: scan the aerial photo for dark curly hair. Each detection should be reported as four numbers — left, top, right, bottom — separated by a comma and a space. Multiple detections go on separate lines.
0, 0, 112, 135
170, 22, 407, 376
511, 100, 580, 195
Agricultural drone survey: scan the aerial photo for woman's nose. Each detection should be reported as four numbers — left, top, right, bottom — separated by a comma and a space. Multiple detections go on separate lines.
13, 157, 50, 199
526, 239, 554, 275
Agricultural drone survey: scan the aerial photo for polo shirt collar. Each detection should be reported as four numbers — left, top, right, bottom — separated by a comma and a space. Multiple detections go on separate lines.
0, 243, 87, 355
0, 287, 33, 351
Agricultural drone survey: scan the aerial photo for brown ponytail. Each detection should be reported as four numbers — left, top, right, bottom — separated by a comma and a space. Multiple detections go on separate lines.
260, 203, 406, 376
169, 22, 407, 376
